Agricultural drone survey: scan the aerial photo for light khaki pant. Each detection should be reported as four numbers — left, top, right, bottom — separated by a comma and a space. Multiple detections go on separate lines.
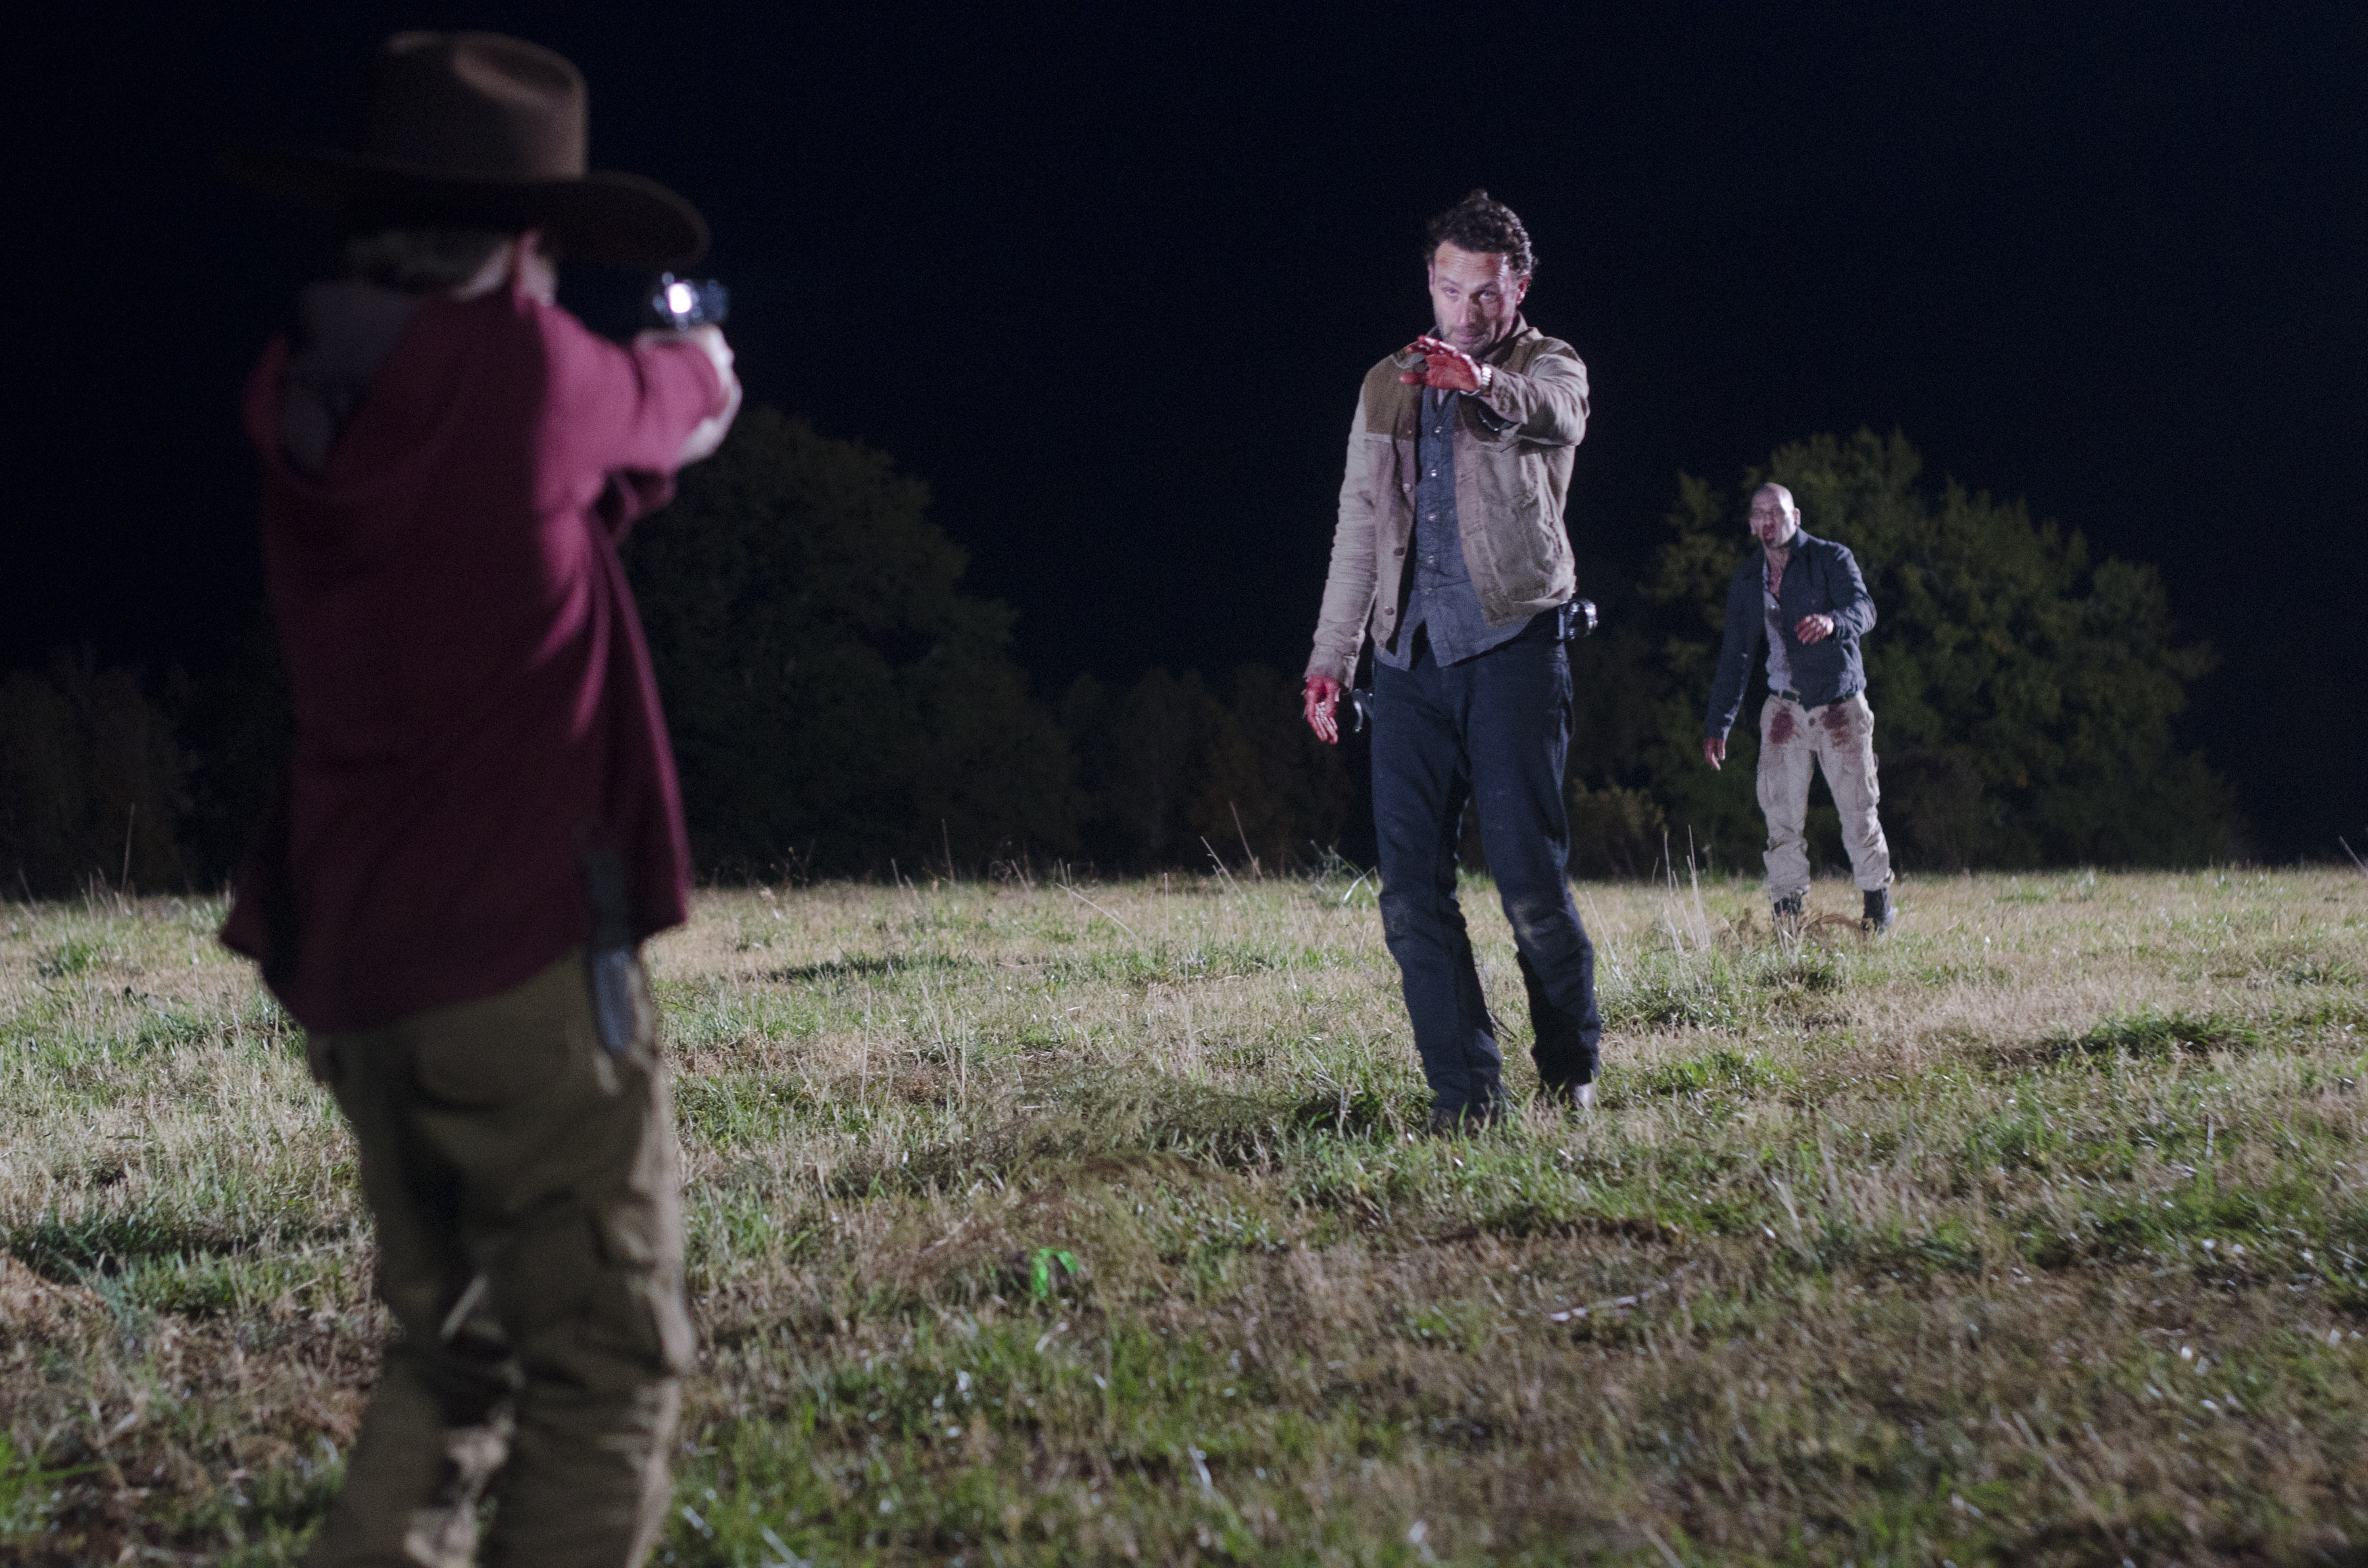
303, 951, 691, 1568
1757, 691, 1892, 902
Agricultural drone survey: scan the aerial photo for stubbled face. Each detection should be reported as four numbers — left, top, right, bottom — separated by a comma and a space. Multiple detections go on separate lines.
1425, 242, 1529, 355
1749, 487, 1800, 551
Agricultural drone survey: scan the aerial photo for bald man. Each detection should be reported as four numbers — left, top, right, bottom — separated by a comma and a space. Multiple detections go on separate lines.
1700, 483, 1896, 929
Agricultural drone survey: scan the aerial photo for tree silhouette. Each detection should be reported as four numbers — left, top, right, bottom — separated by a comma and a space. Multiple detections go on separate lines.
628, 408, 1079, 878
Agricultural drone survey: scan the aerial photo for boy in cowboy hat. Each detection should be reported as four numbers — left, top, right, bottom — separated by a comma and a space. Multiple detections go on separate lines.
223, 32, 740, 1567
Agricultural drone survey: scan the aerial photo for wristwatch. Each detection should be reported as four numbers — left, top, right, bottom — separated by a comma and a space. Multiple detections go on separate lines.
1472, 363, 1494, 397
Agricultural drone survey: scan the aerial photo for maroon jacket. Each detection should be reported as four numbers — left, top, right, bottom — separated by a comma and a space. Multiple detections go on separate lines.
221, 274, 726, 1033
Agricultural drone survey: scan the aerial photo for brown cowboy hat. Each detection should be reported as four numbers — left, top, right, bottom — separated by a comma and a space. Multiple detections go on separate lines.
224, 31, 707, 270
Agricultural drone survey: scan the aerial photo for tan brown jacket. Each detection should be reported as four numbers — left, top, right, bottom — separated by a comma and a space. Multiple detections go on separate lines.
1305, 317, 1590, 684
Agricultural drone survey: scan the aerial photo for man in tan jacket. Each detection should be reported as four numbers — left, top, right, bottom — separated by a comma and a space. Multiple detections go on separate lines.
1303, 190, 1602, 1130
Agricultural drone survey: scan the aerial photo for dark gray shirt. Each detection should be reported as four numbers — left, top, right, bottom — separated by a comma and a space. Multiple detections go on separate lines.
1377, 386, 1531, 668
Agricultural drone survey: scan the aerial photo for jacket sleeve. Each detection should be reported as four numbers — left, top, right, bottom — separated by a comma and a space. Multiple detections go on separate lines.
535, 301, 727, 538
1306, 384, 1381, 685
1704, 566, 1764, 739
1470, 341, 1588, 449
1825, 542, 1877, 638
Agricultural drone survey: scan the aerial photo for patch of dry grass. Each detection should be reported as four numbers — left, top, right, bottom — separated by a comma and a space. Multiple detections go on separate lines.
3, 868, 2365, 1564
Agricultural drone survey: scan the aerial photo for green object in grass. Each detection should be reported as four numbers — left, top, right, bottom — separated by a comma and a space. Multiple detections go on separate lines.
1028, 1248, 1079, 1300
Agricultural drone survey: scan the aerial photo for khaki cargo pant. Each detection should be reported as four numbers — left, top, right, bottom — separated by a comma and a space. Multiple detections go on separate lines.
1758, 691, 1892, 902
303, 950, 691, 1568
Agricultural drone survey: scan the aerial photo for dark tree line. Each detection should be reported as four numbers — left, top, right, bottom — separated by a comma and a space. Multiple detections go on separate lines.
0, 416, 2238, 896
626, 407, 1075, 879
629, 408, 1361, 879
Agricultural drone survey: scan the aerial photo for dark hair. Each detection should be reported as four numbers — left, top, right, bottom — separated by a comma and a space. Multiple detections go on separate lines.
1425, 189, 1535, 278
342, 226, 514, 293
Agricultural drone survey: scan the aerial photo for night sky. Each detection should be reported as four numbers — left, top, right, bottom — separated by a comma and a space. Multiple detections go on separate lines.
9, 3, 2363, 858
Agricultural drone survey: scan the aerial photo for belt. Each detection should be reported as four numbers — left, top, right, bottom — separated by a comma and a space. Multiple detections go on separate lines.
1772, 689, 1862, 711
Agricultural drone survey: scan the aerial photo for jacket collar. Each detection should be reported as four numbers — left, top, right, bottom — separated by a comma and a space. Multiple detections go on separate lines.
1483, 314, 1542, 368
1743, 527, 1831, 587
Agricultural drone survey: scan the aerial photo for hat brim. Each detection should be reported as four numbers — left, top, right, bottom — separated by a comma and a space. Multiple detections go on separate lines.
222, 147, 708, 270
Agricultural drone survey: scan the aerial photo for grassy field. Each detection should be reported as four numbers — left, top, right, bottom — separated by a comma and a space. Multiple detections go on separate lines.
3, 866, 2365, 1566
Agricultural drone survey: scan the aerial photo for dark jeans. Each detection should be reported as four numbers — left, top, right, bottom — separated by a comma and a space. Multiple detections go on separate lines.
1373, 621, 1602, 1113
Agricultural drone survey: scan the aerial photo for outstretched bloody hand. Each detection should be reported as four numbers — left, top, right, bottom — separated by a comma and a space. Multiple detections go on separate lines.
1397, 335, 1485, 393
1304, 675, 1343, 745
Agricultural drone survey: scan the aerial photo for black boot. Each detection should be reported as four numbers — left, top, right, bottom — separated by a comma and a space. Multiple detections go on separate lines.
1862, 886, 1896, 931
1427, 1100, 1504, 1137
1771, 893, 1804, 919
1539, 1079, 1598, 1115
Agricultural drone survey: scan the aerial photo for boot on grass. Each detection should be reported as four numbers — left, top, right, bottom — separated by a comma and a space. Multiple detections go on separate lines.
1427, 1100, 1504, 1137
1863, 885, 1897, 931
1539, 1079, 1598, 1115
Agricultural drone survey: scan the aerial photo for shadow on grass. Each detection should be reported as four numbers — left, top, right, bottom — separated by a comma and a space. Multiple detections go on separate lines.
825, 1078, 1427, 1200
5, 1210, 345, 1285
766, 953, 983, 985
5, 1210, 362, 1323
1629, 1048, 1796, 1098
2027, 997, 2368, 1069
2043, 1009, 2267, 1063
2013, 1173, 2358, 1273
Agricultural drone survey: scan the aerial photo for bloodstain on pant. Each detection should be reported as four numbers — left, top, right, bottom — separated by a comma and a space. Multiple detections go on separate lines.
1756, 691, 1892, 902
